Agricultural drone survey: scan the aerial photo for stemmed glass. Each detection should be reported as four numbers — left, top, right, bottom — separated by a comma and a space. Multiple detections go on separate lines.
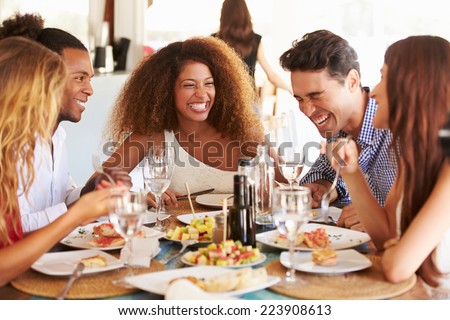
108, 189, 147, 287
272, 186, 311, 286
277, 144, 305, 189
142, 145, 175, 232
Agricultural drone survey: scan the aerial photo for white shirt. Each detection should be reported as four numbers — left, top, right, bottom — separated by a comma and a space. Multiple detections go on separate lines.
18, 126, 82, 232
164, 131, 236, 194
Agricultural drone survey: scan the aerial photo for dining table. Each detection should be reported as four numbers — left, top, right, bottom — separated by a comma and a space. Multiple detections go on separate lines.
0, 199, 429, 300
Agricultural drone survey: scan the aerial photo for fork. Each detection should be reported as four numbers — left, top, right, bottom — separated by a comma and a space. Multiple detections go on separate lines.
321, 136, 350, 223
321, 166, 340, 224
160, 239, 198, 265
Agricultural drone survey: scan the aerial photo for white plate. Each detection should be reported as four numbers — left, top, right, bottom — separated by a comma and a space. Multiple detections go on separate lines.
143, 210, 170, 224
177, 210, 223, 224
256, 223, 371, 251
181, 252, 266, 268
280, 249, 372, 274
309, 207, 342, 222
124, 266, 279, 296
195, 194, 233, 209
31, 249, 123, 276
163, 236, 211, 244
60, 222, 165, 251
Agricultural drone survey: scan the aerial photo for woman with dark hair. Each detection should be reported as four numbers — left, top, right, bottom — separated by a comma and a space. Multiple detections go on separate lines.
214, 0, 291, 94
99, 36, 265, 206
332, 35, 450, 298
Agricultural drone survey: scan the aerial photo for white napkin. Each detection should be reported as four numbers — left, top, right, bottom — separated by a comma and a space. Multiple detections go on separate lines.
120, 236, 160, 267
165, 279, 237, 300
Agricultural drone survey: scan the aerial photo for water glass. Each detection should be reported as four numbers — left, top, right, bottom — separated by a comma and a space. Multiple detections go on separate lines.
272, 186, 311, 286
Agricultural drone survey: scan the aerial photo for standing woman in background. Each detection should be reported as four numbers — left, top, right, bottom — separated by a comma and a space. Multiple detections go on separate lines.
214, 0, 292, 94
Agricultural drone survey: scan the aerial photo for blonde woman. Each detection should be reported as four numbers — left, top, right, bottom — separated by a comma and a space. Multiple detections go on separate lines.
0, 37, 110, 286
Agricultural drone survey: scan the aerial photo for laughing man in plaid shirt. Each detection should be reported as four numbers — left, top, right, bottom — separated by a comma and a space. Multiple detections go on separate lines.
280, 30, 397, 230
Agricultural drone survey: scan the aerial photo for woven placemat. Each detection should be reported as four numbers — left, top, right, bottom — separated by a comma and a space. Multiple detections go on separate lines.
266, 255, 416, 300
11, 260, 164, 299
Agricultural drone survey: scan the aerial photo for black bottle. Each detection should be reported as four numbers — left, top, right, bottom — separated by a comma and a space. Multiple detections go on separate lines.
228, 175, 256, 247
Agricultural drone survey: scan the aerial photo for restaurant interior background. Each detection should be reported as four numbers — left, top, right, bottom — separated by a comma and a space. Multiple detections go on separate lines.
1, 0, 449, 186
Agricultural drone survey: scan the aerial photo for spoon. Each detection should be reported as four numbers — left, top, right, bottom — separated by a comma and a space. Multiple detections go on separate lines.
160, 239, 198, 265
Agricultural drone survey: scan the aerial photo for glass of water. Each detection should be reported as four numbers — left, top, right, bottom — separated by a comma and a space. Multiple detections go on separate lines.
272, 186, 311, 286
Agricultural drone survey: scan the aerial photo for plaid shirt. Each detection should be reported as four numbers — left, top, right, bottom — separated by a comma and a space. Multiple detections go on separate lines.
300, 97, 396, 206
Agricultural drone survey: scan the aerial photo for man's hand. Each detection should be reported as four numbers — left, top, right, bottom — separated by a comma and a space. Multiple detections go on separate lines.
303, 180, 336, 208
337, 204, 365, 231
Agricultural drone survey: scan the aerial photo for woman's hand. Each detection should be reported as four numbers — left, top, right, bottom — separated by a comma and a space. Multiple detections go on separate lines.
337, 205, 366, 232
326, 138, 359, 176
69, 188, 112, 225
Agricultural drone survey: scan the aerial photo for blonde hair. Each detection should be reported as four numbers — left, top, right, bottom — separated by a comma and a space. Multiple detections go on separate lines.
0, 37, 67, 245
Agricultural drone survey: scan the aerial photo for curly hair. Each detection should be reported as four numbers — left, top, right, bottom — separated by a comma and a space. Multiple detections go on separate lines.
107, 36, 263, 144
0, 37, 66, 245
0, 12, 87, 55
279, 29, 360, 85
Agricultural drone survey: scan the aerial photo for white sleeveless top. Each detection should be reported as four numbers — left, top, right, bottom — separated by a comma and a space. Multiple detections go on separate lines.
396, 199, 450, 298
165, 131, 236, 194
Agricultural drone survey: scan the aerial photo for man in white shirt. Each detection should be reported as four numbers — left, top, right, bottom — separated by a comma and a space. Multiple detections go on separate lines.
1, 13, 131, 232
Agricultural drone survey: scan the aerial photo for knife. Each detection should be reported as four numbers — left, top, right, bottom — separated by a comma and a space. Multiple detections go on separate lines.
57, 262, 85, 300
176, 188, 215, 200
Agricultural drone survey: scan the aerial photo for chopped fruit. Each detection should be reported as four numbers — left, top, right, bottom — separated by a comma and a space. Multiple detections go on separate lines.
182, 240, 262, 266
166, 216, 215, 242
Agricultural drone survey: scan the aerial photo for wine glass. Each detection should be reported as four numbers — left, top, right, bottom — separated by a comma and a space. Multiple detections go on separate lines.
272, 186, 311, 286
277, 143, 305, 189
142, 145, 175, 232
108, 189, 146, 287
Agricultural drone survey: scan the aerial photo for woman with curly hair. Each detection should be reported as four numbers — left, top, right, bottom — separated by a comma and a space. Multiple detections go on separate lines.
331, 35, 450, 298
101, 36, 265, 205
0, 37, 111, 286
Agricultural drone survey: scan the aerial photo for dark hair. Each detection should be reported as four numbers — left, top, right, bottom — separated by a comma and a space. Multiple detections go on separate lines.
216, 0, 256, 58
0, 13, 87, 55
280, 30, 360, 84
108, 36, 263, 144
386, 36, 449, 232
385, 35, 450, 287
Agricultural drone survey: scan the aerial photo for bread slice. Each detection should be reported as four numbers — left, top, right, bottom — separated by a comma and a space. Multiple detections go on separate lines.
303, 228, 330, 248
88, 236, 125, 248
93, 223, 121, 238
81, 254, 108, 268
312, 248, 337, 266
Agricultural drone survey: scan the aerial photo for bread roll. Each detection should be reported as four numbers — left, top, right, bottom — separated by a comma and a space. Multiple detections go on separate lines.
81, 254, 108, 268
312, 248, 337, 266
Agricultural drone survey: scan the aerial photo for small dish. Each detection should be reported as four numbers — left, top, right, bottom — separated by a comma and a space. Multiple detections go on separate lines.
256, 223, 371, 251
177, 210, 223, 224
279, 249, 372, 274
60, 222, 165, 251
195, 194, 233, 209
124, 266, 279, 296
31, 249, 123, 276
